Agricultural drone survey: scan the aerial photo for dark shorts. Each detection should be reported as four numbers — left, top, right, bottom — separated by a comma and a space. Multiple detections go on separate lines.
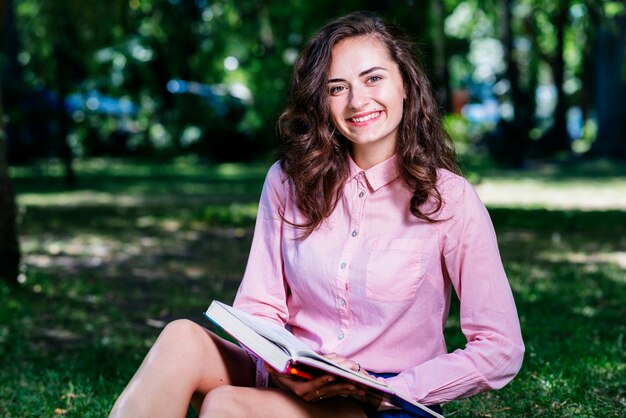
359, 373, 443, 418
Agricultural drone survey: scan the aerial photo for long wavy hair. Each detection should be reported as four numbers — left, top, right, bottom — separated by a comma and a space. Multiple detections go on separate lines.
278, 11, 458, 238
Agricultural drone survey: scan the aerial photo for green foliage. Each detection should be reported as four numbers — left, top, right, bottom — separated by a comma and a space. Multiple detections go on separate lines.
5, 0, 626, 164
2, 158, 625, 416
7, 0, 485, 162
10, 0, 626, 165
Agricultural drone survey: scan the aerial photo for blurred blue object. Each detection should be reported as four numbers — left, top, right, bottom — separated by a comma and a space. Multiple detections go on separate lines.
166, 79, 228, 115
65, 91, 139, 117
462, 98, 500, 125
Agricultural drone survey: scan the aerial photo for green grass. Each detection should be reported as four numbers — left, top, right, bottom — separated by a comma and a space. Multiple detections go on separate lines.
2, 157, 625, 417
443, 208, 625, 417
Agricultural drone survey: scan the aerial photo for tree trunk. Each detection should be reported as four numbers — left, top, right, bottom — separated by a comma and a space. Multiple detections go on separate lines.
55, 87, 76, 186
0, 0, 21, 285
485, 0, 529, 167
51, 38, 76, 186
430, 0, 450, 111
0, 147, 20, 285
586, 11, 626, 159
501, 0, 521, 119
538, 0, 571, 155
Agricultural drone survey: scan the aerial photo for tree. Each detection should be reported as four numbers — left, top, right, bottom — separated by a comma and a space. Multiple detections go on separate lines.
429, 0, 452, 111
488, 0, 532, 167
0, 87, 20, 286
585, 0, 626, 159
534, 0, 572, 156
0, 0, 21, 285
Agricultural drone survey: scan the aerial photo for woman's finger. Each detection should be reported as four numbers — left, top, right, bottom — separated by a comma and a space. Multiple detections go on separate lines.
268, 372, 336, 401
323, 353, 368, 375
265, 362, 373, 402
314, 381, 365, 400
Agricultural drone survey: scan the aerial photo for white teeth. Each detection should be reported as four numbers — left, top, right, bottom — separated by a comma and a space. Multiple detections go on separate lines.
351, 112, 380, 123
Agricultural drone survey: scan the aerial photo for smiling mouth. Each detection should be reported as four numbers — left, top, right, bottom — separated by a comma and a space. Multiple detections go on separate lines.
348, 111, 382, 123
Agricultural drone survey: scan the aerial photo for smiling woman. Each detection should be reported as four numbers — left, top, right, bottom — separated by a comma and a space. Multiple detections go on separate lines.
109, 11, 523, 418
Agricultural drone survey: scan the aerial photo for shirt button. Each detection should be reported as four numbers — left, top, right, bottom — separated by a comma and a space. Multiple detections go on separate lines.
351, 230, 358, 237
338, 331, 345, 340
340, 262, 347, 269
339, 298, 346, 306
358, 191, 365, 198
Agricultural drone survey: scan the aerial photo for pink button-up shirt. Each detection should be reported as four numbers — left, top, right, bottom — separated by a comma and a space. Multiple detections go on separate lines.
234, 154, 524, 404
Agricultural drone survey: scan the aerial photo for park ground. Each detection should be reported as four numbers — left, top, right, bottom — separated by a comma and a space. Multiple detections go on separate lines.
1, 157, 625, 417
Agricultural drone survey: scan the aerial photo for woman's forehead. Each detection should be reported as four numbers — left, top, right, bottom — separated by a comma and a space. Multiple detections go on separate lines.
328, 36, 396, 75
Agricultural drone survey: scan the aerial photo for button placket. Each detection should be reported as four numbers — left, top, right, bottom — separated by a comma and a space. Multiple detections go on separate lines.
332, 174, 366, 348
350, 173, 367, 240
340, 174, 367, 336
335, 246, 352, 344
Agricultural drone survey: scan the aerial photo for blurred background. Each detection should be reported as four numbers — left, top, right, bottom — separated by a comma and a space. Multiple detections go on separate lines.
1, 0, 625, 174
1, 1, 625, 417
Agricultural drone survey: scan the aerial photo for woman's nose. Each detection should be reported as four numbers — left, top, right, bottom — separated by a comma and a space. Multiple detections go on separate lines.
349, 85, 369, 110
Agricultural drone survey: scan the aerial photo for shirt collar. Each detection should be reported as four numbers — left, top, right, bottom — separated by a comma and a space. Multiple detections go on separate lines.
347, 153, 399, 191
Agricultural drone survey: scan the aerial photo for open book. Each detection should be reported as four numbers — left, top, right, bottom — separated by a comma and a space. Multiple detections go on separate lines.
204, 301, 444, 418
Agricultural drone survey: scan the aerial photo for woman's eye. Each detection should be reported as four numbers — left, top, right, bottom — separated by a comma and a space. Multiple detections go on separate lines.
329, 85, 345, 95
367, 75, 383, 83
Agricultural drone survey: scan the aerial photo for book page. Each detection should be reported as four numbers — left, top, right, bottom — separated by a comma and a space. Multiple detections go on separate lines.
216, 302, 316, 357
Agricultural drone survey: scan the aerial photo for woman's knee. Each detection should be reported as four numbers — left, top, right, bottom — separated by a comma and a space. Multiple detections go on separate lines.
150, 319, 254, 390
161, 318, 203, 338
153, 319, 214, 356
157, 319, 207, 345
203, 385, 242, 404
200, 385, 256, 417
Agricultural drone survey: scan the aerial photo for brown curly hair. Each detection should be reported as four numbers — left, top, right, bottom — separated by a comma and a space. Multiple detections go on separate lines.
278, 11, 458, 238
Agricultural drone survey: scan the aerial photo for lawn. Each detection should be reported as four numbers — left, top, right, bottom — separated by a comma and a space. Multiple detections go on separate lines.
1, 157, 625, 417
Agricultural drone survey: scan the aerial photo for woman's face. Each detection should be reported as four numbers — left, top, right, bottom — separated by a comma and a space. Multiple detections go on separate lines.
327, 35, 405, 169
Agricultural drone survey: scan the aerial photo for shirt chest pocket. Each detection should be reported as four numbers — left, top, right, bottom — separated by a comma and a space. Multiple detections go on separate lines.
365, 238, 430, 302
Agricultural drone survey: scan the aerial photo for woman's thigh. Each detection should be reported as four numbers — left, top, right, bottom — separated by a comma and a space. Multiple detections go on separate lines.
200, 385, 367, 418
109, 320, 257, 418
158, 319, 256, 391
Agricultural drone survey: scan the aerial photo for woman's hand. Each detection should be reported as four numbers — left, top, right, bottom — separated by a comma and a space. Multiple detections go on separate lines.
265, 361, 367, 402
322, 353, 371, 377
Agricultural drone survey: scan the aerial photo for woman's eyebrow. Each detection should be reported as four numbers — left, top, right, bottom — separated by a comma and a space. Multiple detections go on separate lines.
327, 66, 389, 83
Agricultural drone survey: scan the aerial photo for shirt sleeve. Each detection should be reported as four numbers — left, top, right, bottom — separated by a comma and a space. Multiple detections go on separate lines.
380, 176, 525, 404
233, 162, 290, 327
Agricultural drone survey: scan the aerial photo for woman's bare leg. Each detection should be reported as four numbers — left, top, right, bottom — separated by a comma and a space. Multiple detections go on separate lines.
199, 386, 367, 418
108, 319, 255, 418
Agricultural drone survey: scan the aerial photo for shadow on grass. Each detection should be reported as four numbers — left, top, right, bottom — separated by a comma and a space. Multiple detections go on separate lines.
11, 159, 271, 196
461, 154, 626, 181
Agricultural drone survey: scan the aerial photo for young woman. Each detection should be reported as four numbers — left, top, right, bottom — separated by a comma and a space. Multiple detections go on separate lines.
109, 11, 524, 418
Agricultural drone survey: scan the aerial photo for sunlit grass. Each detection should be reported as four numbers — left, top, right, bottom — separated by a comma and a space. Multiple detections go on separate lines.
12, 158, 271, 208
475, 177, 626, 210
466, 158, 626, 210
